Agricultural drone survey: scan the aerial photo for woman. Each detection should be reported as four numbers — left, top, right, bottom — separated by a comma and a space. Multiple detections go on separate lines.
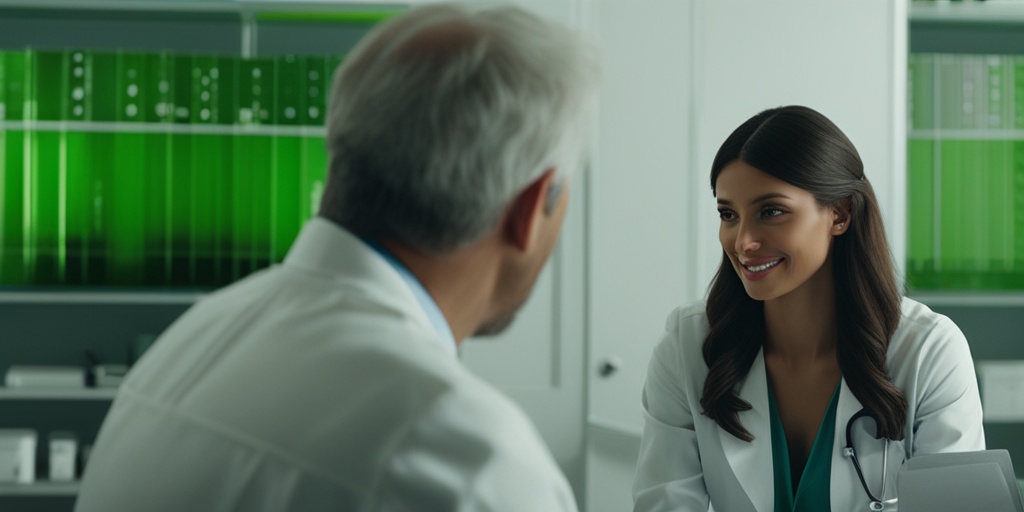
633, 105, 984, 512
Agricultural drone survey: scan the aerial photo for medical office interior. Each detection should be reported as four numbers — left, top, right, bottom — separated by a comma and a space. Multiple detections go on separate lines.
0, 0, 1022, 510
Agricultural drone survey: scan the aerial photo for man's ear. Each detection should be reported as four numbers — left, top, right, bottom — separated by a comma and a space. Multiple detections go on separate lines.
504, 168, 558, 252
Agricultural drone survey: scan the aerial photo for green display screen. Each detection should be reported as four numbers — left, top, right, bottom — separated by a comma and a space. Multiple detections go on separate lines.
0, 49, 343, 289
907, 53, 1024, 290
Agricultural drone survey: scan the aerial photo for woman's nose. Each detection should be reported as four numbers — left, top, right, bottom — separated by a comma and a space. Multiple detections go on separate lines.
735, 222, 761, 254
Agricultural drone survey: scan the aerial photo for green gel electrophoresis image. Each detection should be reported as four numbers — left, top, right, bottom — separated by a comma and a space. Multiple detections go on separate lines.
0, 49, 342, 289
907, 53, 1024, 291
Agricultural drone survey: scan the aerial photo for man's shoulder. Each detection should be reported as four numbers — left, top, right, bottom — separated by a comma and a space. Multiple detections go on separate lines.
374, 367, 574, 509
125, 261, 467, 437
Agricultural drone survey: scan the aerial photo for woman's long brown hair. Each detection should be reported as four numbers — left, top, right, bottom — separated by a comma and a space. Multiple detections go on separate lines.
701, 105, 906, 442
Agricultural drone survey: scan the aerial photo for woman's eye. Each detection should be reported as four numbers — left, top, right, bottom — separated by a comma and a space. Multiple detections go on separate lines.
761, 207, 785, 218
718, 209, 736, 221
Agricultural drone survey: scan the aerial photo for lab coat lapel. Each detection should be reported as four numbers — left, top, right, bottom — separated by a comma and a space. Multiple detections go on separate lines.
720, 348, 773, 512
830, 378, 864, 512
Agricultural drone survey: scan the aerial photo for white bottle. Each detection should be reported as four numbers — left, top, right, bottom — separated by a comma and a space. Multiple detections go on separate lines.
49, 431, 77, 482
0, 430, 37, 484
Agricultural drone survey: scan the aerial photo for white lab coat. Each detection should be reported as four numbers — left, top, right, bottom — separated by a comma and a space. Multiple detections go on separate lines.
633, 298, 985, 512
75, 218, 577, 512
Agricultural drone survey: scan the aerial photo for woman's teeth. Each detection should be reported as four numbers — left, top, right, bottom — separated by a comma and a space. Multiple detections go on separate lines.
744, 259, 782, 272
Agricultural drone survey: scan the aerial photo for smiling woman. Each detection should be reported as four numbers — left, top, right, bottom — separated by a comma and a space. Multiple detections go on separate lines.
714, 160, 846, 302
632, 105, 985, 512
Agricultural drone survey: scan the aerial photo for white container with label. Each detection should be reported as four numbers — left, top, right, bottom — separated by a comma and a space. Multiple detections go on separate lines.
49, 431, 77, 482
0, 430, 37, 483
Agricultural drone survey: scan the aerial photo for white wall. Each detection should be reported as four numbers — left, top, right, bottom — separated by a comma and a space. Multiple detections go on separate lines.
689, 0, 909, 288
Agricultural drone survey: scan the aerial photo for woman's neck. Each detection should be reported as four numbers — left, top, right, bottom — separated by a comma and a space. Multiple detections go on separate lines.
763, 269, 838, 366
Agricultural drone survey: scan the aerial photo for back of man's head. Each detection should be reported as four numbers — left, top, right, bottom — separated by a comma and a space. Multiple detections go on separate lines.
319, 3, 598, 254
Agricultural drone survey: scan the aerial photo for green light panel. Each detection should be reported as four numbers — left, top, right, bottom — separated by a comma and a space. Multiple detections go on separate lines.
0, 49, 343, 289
907, 53, 1024, 290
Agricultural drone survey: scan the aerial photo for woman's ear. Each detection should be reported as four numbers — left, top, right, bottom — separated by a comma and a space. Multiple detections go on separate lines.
831, 199, 852, 235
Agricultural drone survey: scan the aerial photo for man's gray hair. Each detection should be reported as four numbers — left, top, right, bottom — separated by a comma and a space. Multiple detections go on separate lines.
320, 3, 599, 254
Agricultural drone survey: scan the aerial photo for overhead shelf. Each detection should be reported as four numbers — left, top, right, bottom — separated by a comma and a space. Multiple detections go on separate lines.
0, 291, 204, 305
0, 0, 411, 14
911, 1, 1024, 24
909, 292, 1024, 308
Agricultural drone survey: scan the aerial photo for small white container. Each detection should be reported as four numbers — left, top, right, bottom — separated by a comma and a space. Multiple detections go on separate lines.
49, 432, 77, 482
5, 366, 85, 389
93, 365, 128, 389
0, 429, 37, 483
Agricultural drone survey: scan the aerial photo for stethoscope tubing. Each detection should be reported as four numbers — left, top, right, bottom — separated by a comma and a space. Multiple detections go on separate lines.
843, 408, 898, 511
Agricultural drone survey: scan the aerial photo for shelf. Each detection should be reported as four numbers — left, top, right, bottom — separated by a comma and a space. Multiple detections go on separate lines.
0, 480, 79, 497
0, 388, 118, 400
908, 129, 1024, 141
0, 291, 204, 305
911, 1, 1024, 24
909, 291, 1024, 307
0, 121, 328, 137
0, 0, 413, 14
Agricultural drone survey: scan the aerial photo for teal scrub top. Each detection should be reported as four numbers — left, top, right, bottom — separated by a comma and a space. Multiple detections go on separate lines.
768, 379, 841, 512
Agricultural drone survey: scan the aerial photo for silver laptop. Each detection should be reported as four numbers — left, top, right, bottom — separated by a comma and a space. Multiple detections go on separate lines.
898, 449, 1024, 512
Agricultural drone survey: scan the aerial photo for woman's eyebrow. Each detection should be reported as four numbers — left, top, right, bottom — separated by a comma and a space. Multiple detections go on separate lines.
717, 192, 792, 206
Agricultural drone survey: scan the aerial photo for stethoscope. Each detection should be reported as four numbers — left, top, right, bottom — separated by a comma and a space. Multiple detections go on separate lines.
843, 408, 899, 511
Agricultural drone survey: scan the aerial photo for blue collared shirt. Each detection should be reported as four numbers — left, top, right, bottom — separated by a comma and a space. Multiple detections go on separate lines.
362, 239, 458, 357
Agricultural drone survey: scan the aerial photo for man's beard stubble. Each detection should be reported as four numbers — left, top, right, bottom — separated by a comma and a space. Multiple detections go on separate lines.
472, 310, 518, 337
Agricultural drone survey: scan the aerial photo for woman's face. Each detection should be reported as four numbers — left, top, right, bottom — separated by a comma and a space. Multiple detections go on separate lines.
715, 160, 845, 302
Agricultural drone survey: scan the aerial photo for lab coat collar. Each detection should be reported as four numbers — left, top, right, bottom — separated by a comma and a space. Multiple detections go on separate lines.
361, 238, 458, 356
719, 351, 872, 512
720, 348, 773, 512
283, 218, 454, 357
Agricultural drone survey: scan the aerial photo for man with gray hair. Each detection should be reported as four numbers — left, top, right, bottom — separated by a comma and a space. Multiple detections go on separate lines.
74, 3, 597, 511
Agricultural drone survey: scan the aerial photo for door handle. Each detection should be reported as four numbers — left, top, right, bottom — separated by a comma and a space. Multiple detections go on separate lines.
598, 356, 622, 378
